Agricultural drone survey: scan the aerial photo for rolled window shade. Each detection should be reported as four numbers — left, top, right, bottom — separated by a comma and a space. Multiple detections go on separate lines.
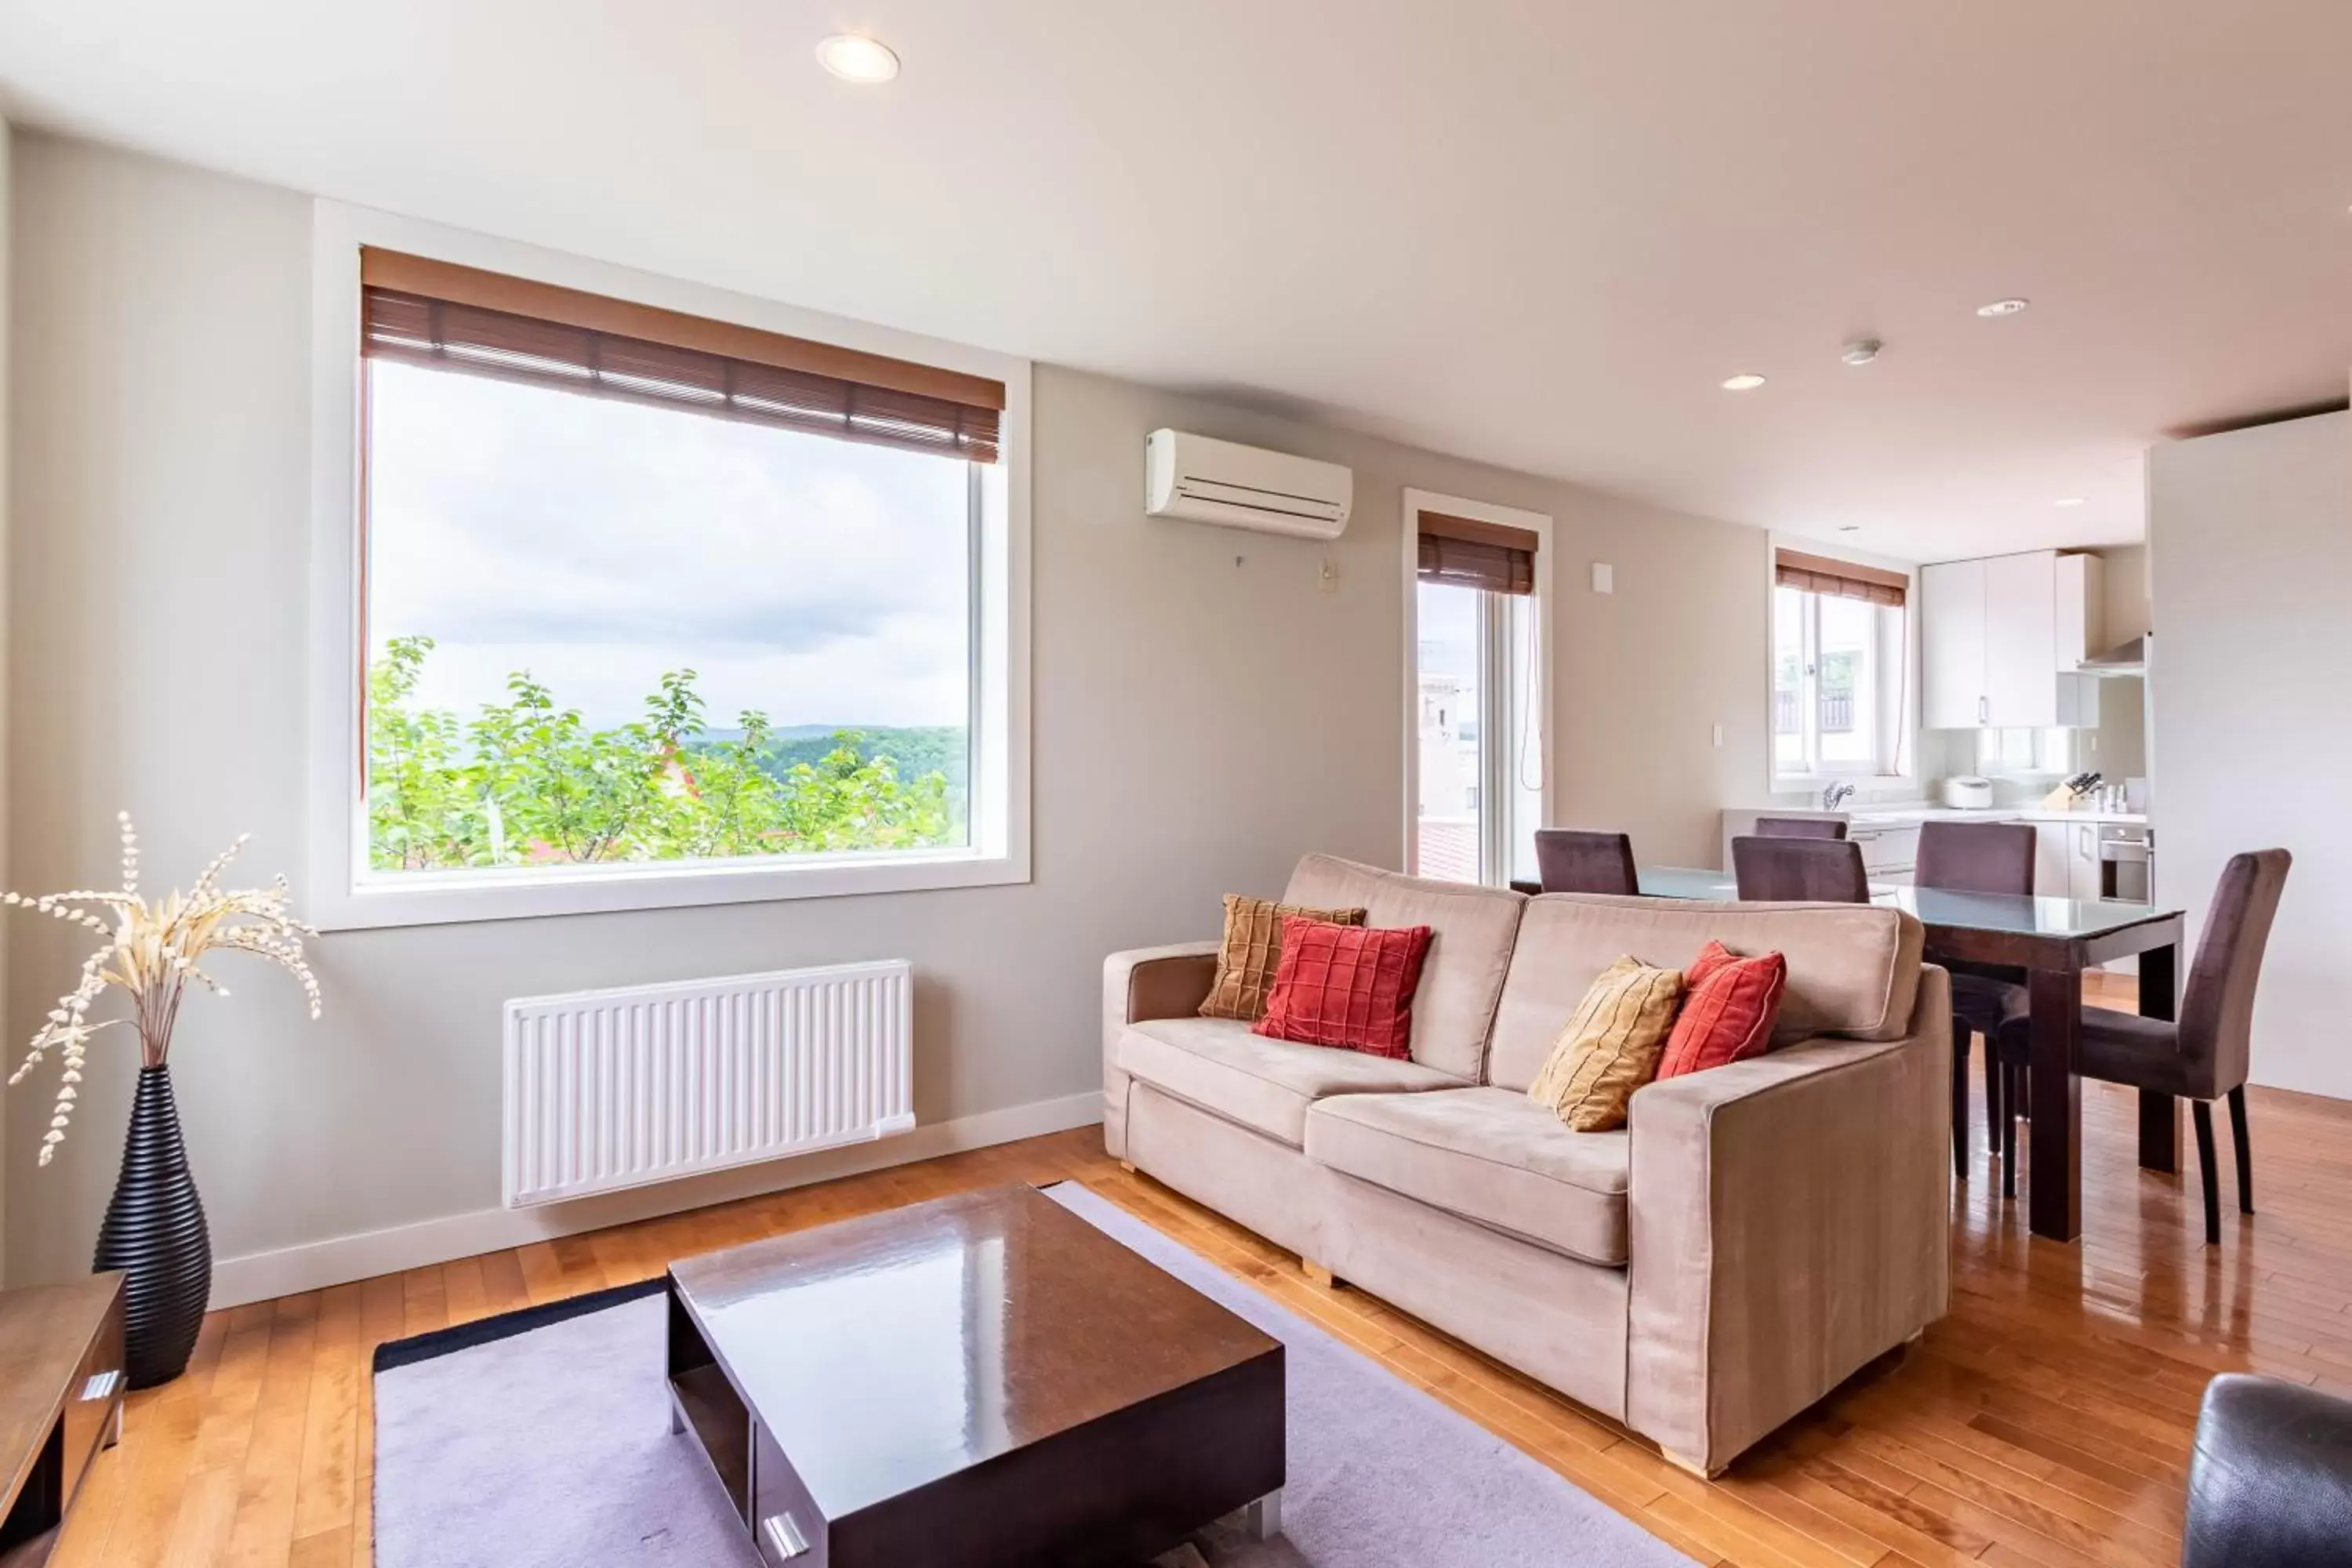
1774, 548, 1907, 608
358, 250, 1003, 464
1417, 510, 1538, 596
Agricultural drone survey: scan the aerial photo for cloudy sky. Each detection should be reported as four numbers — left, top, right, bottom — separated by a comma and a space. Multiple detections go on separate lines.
367, 359, 972, 735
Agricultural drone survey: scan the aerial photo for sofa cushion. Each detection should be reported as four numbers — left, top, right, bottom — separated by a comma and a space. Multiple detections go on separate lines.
1305, 1087, 1631, 1266
1280, 855, 1525, 1082
1116, 1017, 1462, 1148
1486, 895, 1923, 1094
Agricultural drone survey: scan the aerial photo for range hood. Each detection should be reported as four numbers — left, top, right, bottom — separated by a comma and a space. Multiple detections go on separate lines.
2081, 633, 2147, 676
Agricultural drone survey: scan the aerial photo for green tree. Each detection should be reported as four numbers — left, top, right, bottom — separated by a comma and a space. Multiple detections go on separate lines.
363, 641, 956, 871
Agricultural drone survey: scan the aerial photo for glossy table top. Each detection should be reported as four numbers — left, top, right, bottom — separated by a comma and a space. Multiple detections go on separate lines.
1635, 865, 2182, 938
668, 1185, 1279, 1519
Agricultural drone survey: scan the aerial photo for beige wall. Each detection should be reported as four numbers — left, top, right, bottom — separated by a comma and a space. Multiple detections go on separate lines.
2, 132, 1768, 1296
0, 117, 10, 1279
2149, 410, 2350, 1098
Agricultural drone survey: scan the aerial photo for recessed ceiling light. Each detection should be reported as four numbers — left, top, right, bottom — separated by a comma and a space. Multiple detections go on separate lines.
2054, 496, 2086, 507
1976, 297, 2031, 318
816, 34, 900, 83
1720, 373, 1767, 391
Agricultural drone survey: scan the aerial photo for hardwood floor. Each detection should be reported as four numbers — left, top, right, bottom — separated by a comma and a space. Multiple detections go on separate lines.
49, 988, 2352, 1567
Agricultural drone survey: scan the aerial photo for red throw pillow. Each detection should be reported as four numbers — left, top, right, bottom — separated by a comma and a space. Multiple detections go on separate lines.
1656, 940, 1787, 1080
1253, 916, 1433, 1060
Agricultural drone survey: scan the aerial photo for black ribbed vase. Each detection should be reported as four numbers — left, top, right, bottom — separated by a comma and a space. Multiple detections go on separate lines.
93, 1064, 212, 1388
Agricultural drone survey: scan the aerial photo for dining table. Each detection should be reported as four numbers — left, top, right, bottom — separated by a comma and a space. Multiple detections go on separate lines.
1606, 866, 2187, 1243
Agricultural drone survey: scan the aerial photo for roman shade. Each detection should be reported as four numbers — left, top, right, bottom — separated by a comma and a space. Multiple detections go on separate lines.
358, 248, 1004, 463
1775, 549, 1907, 608
1417, 510, 1538, 596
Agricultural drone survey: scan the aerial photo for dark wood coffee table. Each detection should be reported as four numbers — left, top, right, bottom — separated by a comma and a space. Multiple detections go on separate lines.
665, 1184, 1285, 1567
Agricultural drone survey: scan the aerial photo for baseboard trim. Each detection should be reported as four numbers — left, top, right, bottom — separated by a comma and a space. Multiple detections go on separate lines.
209, 1091, 1105, 1310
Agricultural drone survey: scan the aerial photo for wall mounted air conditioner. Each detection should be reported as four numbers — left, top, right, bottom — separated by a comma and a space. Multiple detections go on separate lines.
1144, 429, 1353, 540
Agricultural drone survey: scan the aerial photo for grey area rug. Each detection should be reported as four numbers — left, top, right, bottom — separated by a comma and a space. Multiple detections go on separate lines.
372, 1182, 1691, 1568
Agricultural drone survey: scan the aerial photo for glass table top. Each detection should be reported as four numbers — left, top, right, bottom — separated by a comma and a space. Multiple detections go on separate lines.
1635, 866, 2180, 938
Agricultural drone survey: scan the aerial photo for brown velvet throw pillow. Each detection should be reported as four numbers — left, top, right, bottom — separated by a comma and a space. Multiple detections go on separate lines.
1200, 895, 1368, 1021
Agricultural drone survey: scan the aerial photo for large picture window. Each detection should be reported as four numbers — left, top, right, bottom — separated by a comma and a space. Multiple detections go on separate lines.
314, 233, 1026, 926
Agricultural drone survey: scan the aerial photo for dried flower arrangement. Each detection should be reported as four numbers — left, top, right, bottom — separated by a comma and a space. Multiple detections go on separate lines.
5, 813, 321, 1163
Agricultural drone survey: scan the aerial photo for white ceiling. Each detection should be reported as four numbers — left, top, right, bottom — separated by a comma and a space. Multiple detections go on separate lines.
3, 0, 2350, 562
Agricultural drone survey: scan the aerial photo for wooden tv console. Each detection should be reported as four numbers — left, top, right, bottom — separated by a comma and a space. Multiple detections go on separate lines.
0, 1275, 125, 1567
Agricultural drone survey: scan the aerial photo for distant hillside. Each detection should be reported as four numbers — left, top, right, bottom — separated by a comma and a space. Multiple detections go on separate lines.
694, 726, 967, 797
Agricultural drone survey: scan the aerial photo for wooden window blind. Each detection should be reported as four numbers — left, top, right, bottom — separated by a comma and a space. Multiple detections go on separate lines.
358, 249, 1004, 463
1417, 510, 1538, 596
1774, 548, 1907, 608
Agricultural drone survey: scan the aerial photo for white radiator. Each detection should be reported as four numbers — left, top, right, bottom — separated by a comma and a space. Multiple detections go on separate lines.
502, 960, 914, 1207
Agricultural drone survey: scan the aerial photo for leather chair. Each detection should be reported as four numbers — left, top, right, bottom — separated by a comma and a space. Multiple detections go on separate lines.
1994, 848, 2292, 1243
1915, 820, 2037, 1182
1731, 835, 1869, 904
2185, 1373, 2352, 1566
1533, 830, 1639, 896
1754, 815, 1849, 840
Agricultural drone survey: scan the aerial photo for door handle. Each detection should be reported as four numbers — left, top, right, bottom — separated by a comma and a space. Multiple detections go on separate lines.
1978, 695, 1988, 724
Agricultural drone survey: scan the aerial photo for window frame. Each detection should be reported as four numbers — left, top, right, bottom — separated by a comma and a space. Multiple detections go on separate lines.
1766, 543, 1914, 788
1400, 490, 1552, 887
305, 202, 1032, 930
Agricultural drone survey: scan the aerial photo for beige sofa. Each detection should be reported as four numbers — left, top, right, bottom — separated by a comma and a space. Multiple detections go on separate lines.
1102, 854, 1951, 1475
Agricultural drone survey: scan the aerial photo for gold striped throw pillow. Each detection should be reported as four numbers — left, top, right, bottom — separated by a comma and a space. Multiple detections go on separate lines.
1527, 956, 1686, 1132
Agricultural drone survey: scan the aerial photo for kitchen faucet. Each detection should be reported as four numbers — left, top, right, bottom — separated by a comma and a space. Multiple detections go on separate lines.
1821, 781, 1856, 811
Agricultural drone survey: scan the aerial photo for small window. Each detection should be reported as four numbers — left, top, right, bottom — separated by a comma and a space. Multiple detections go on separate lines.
339, 245, 1020, 917
1976, 728, 2076, 776
1772, 550, 1908, 781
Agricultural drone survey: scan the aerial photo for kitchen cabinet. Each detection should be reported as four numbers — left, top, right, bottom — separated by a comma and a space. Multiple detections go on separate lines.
2033, 821, 2103, 900
1984, 552, 2059, 726
1921, 559, 1988, 728
1921, 550, 2105, 729
1852, 825, 1920, 877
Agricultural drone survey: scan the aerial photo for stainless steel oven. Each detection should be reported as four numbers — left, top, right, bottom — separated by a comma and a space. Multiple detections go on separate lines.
2099, 823, 2152, 902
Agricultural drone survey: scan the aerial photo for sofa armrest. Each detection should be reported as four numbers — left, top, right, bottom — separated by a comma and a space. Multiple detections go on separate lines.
2187, 1374, 2352, 1568
1102, 942, 1220, 1157
1624, 963, 1952, 1474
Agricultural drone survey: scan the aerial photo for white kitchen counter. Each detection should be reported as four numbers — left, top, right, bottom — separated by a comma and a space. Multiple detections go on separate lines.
1846, 802, 2147, 827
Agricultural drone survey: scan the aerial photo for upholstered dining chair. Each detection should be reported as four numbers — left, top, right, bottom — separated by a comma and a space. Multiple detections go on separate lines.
1731, 835, 1869, 904
1534, 830, 1640, 896
1994, 848, 2292, 1244
1754, 815, 1850, 840
1915, 819, 2038, 1181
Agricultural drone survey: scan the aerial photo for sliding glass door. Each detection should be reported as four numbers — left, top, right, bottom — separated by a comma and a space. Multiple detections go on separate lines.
1414, 579, 1486, 882
1410, 502, 1546, 887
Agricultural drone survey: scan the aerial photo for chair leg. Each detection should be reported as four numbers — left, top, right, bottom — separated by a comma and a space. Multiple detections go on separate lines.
1999, 1062, 2020, 1200
2228, 1086, 2254, 1215
1981, 1031, 2002, 1152
1951, 1032, 1969, 1180
2191, 1101, 2222, 1246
